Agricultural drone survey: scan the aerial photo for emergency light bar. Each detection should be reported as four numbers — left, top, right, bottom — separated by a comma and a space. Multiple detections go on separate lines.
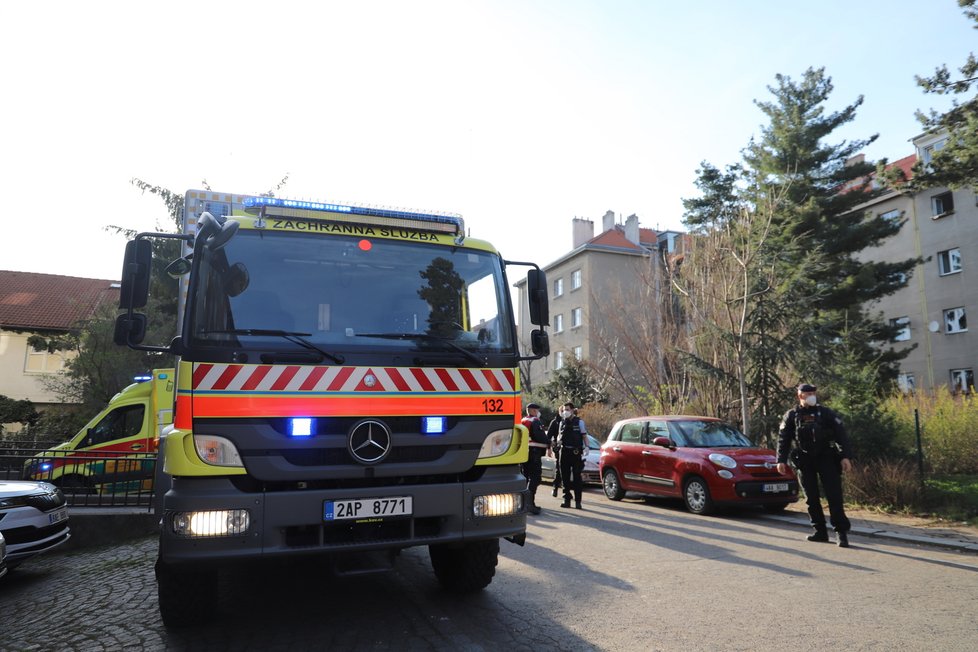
243, 196, 465, 236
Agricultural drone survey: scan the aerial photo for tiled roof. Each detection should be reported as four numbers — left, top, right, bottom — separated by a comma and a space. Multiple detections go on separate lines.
0, 270, 119, 331
588, 228, 644, 251
887, 154, 916, 182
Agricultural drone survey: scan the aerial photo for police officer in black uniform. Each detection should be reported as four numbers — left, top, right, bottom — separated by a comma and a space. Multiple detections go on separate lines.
777, 383, 854, 547
556, 401, 586, 509
521, 403, 549, 515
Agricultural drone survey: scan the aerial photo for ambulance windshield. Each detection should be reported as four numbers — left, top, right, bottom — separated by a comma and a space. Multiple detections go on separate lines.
187, 230, 515, 355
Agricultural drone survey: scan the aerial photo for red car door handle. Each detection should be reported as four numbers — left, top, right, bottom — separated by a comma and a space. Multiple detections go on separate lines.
613, 446, 622, 452
642, 451, 654, 455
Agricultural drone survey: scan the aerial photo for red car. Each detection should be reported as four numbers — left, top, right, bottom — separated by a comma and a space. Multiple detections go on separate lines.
598, 416, 799, 514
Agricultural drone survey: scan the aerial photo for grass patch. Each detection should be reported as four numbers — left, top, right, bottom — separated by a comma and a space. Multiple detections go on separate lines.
923, 474, 978, 526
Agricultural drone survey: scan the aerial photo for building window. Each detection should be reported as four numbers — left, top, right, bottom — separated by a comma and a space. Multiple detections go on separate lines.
571, 307, 582, 328
880, 209, 901, 223
555, 351, 565, 370
891, 316, 911, 341
553, 278, 563, 297
554, 314, 564, 333
950, 368, 974, 394
932, 191, 954, 218
571, 269, 582, 290
922, 138, 946, 167
573, 346, 582, 360
938, 248, 962, 276
25, 347, 65, 374
897, 373, 916, 393
944, 307, 967, 333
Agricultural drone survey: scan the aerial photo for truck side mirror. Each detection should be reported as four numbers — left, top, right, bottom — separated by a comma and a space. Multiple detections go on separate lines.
114, 313, 147, 346
119, 239, 152, 309
526, 269, 549, 327
530, 329, 550, 357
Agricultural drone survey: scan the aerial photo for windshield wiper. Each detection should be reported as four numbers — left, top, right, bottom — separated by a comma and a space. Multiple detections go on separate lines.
355, 332, 488, 367
201, 329, 344, 364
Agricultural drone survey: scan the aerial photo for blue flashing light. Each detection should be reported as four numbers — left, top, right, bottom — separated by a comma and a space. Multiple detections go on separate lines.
157, 373, 169, 380
290, 417, 314, 437
422, 416, 447, 435
133, 375, 152, 383
243, 196, 464, 232
41, 463, 52, 472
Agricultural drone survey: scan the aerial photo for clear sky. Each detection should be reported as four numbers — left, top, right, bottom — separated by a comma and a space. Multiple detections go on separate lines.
1, 1, 974, 282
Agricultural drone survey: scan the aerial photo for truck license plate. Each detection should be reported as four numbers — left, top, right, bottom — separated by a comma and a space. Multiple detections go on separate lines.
763, 483, 789, 493
324, 496, 412, 521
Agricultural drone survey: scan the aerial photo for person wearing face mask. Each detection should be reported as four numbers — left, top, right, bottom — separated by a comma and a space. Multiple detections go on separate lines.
556, 401, 587, 509
777, 383, 854, 547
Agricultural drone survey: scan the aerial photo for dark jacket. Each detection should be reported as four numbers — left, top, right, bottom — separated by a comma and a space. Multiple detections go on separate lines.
557, 416, 586, 450
777, 404, 853, 464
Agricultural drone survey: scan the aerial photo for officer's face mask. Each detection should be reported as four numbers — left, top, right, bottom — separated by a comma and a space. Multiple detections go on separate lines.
803, 394, 818, 407
561, 410, 572, 419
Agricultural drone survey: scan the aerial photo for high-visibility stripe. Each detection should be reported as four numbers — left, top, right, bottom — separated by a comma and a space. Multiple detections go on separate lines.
191, 363, 518, 393
189, 394, 517, 418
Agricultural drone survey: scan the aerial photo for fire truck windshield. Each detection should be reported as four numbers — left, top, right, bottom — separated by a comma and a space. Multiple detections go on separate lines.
187, 230, 516, 356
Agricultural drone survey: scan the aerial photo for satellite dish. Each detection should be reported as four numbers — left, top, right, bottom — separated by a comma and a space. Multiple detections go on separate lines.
928, 321, 940, 333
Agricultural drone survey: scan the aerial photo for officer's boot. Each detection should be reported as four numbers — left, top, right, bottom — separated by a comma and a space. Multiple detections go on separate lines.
806, 528, 829, 543
552, 484, 559, 498
837, 532, 850, 548
528, 493, 541, 515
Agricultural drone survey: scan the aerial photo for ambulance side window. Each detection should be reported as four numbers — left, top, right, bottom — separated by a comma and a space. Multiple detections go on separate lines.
86, 404, 146, 446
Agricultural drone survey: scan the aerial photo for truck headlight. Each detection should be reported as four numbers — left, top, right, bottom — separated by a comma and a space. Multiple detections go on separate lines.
473, 493, 522, 517
477, 429, 513, 459
172, 509, 250, 537
194, 435, 244, 467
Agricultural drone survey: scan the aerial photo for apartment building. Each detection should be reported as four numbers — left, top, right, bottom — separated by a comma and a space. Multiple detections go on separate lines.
515, 211, 680, 392
855, 133, 978, 392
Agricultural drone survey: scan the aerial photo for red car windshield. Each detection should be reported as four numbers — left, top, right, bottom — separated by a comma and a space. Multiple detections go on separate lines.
668, 421, 751, 448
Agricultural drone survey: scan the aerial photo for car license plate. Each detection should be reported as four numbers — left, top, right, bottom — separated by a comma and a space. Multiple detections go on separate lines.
48, 508, 68, 524
763, 483, 789, 493
324, 496, 412, 521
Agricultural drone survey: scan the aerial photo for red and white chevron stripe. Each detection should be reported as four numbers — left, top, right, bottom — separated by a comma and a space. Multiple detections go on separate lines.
191, 363, 516, 393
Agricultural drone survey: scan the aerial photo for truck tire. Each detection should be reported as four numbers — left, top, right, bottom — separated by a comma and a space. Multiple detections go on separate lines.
155, 558, 218, 627
429, 538, 499, 593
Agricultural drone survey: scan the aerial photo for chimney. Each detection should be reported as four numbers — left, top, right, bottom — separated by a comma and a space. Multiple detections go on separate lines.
602, 210, 615, 233
624, 214, 639, 244
845, 153, 866, 167
572, 218, 594, 249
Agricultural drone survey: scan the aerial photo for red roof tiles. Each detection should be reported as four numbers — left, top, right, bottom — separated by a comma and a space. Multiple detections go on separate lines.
0, 270, 119, 331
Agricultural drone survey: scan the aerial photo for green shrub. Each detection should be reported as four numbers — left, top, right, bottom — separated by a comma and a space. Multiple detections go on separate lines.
882, 389, 978, 474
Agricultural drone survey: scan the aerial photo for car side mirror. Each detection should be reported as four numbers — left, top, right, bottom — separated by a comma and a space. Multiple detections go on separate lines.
652, 436, 675, 450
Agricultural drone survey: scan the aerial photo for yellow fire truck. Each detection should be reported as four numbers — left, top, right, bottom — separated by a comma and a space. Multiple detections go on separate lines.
114, 190, 550, 627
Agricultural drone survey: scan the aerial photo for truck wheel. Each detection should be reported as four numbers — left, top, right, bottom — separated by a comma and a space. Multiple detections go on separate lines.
429, 538, 499, 593
155, 558, 218, 627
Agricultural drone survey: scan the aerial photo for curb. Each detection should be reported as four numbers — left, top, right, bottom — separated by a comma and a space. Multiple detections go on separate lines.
761, 513, 978, 553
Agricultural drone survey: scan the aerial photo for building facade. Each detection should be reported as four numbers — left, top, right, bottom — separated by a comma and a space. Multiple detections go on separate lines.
856, 133, 978, 392
516, 211, 680, 394
0, 270, 118, 431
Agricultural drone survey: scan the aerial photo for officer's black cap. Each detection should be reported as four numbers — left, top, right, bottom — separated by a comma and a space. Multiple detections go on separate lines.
797, 383, 817, 392
526, 403, 541, 410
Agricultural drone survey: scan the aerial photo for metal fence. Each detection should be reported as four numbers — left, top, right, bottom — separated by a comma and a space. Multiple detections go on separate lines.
0, 443, 156, 509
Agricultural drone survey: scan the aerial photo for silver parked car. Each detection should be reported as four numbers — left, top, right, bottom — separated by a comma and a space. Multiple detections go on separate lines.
0, 531, 8, 579
0, 480, 70, 569
541, 434, 602, 485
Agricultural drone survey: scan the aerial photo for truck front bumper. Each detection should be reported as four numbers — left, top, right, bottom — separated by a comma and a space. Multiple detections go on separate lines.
159, 466, 527, 564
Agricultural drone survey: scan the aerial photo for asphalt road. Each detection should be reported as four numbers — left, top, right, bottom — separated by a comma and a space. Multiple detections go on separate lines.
2, 487, 977, 651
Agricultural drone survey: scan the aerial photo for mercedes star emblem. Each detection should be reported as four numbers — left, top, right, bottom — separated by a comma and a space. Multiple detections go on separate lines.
348, 419, 392, 464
